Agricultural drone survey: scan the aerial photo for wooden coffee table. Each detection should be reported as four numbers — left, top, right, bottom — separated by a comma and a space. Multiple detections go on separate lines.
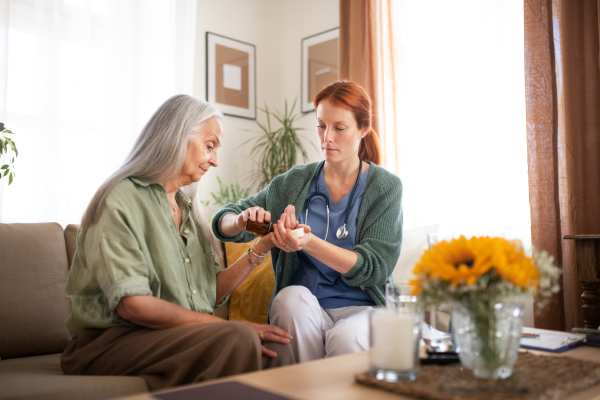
118, 347, 600, 400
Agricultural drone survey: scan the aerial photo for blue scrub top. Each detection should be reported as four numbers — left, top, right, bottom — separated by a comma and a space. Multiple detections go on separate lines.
290, 165, 375, 309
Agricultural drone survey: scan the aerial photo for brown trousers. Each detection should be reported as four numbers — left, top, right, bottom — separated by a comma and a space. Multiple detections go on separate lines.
60, 321, 295, 390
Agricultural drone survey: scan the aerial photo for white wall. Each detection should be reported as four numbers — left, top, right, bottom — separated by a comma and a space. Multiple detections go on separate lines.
194, 0, 338, 216
279, 0, 339, 165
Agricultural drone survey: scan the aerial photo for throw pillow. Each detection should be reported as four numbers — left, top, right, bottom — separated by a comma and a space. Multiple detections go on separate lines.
225, 240, 275, 324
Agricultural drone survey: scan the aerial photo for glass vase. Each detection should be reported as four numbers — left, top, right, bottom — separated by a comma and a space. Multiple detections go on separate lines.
452, 300, 524, 379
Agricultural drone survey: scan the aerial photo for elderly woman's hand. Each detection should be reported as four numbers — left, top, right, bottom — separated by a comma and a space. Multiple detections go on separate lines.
243, 322, 293, 358
235, 206, 271, 233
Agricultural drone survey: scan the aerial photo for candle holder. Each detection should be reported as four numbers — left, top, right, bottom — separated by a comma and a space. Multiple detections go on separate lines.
369, 307, 421, 382
385, 283, 417, 309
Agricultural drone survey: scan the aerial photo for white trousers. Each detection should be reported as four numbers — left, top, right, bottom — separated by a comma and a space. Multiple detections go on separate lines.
269, 285, 372, 363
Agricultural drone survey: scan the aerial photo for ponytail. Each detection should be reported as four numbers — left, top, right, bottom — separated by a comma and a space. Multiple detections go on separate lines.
359, 127, 381, 165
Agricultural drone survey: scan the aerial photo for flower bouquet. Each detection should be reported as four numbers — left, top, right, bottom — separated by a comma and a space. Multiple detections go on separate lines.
410, 236, 561, 379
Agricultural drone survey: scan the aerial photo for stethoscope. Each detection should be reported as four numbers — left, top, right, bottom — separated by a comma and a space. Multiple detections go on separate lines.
303, 155, 363, 241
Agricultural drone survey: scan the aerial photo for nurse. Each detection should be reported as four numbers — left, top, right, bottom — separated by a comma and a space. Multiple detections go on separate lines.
212, 80, 403, 363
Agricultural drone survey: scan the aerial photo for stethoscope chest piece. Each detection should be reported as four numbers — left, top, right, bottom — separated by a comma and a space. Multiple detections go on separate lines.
336, 224, 349, 239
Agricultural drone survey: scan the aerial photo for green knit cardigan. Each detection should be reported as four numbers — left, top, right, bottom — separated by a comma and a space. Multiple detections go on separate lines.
211, 162, 403, 307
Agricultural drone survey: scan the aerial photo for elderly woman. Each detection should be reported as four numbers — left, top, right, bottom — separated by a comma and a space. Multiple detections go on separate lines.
212, 81, 403, 363
61, 95, 294, 390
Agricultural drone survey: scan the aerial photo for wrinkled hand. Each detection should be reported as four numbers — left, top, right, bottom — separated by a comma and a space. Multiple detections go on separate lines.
270, 205, 312, 253
236, 206, 271, 234
244, 322, 293, 358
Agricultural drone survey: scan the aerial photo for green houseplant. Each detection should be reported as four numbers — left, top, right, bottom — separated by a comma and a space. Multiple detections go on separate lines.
244, 99, 317, 191
210, 166, 250, 207
0, 122, 18, 185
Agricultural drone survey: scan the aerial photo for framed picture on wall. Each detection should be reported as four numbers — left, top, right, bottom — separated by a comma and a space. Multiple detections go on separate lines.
206, 32, 256, 120
301, 27, 339, 113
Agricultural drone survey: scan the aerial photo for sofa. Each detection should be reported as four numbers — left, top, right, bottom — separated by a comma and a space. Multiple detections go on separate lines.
0, 222, 233, 400
0, 221, 437, 400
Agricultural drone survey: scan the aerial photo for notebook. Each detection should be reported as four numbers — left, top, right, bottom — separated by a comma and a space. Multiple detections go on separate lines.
520, 327, 584, 353
153, 381, 293, 400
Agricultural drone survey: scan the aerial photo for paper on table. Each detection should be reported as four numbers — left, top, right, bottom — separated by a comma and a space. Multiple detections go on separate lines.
520, 327, 584, 352
421, 322, 452, 341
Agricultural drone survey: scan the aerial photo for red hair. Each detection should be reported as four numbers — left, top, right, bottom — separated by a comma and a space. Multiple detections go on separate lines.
313, 80, 381, 165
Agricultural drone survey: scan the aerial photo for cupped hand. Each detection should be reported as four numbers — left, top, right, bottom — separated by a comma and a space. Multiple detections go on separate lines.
245, 322, 293, 358
271, 222, 312, 252
236, 206, 272, 233
269, 206, 311, 252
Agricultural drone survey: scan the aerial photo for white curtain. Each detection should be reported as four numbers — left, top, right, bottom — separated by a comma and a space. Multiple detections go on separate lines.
0, 0, 196, 226
378, 0, 531, 247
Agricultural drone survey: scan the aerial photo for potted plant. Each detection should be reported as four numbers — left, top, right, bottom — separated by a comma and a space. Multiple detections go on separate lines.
209, 166, 250, 207
0, 122, 18, 185
244, 99, 317, 191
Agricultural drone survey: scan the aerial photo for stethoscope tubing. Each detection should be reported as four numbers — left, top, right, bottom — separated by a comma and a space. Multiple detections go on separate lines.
305, 198, 329, 241
303, 155, 363, 241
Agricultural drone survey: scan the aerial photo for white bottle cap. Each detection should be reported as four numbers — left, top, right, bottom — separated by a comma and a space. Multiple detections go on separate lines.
292, 227, 305, 238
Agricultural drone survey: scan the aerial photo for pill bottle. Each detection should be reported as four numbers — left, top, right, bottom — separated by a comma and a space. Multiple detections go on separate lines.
245, 220, 274, 236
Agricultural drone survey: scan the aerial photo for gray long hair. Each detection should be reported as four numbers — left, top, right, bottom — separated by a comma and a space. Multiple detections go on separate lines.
81, 94, 224, 262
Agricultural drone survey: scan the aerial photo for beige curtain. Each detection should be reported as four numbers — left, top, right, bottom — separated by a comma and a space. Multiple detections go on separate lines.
339, 0, 378, 135
339, 0, 399, 172
525, 0, 600, 331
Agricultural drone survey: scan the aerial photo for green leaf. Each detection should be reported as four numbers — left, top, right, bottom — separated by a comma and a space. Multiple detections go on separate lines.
241, 97, 313, 191
6, 139, 17, 154
8, 172, 13, 185
1, 164, 8, 169
3, 169, 8, 177
0, 122, 4, 131
209, 166, 252, 206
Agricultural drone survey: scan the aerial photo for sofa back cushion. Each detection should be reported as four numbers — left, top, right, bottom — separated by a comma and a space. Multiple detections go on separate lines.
393, 225, 439, 284
0, 223, 72, 359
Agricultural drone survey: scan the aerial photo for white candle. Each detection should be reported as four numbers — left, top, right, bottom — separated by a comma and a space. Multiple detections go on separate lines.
371, 311, 416, 371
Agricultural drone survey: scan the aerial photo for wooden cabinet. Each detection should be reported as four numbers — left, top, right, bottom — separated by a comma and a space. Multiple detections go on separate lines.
564, 235, 600, 329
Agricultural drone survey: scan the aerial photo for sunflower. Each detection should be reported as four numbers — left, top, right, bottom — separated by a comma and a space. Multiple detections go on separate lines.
411, 236, 540, 296
489, 237, 539, 290
412, 236, 495, 291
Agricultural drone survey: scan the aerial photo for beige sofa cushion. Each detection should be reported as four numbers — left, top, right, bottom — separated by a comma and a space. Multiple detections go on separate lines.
392, 224, 439, 284
0, 353, 148, 400
0, 223, 72, 359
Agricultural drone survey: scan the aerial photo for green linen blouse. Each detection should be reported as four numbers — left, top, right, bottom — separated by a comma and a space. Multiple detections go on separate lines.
65, 178, 224, 338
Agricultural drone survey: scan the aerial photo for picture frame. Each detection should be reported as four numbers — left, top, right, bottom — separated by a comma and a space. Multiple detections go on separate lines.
301, 27, 339, 113
206, 32, 256, 120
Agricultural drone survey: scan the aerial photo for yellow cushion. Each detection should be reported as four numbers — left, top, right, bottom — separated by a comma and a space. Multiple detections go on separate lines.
225, 240, 275, 324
